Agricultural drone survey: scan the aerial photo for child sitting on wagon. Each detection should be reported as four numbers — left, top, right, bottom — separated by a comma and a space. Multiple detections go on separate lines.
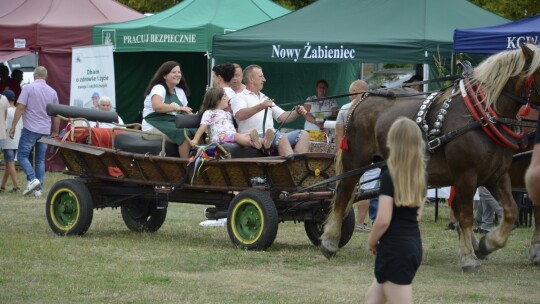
189, 87, 274, 150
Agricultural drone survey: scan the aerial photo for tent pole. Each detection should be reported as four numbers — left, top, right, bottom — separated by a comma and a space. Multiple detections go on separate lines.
451, 53, 455, 75
208, 54, 215, 90
423, 63, 429, 92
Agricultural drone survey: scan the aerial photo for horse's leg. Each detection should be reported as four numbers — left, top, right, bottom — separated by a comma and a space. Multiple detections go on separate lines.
469, 229, 489, 260
464, 202, 489, 260
477, 174, 518, 257
454, 179, 481, 272
320, 176, 357, 258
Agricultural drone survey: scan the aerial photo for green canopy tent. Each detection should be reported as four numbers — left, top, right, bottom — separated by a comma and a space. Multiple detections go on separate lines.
92, 0, 289, 123
213, 0, 509, 121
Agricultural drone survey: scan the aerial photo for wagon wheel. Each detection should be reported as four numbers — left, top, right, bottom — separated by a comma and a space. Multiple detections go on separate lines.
227, 189, 278, 250
46, 179, 94, 236
304, 208, 355, 248
121, 198, 167, 233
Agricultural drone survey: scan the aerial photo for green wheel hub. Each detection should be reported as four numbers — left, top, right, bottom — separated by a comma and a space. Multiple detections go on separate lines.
51, 190, 80, 229
46, 179, 93, 236
232, 200, 263, 243
227, 189, 278, 250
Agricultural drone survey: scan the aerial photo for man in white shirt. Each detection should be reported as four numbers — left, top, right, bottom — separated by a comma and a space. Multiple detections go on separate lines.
231, 65, 309, 156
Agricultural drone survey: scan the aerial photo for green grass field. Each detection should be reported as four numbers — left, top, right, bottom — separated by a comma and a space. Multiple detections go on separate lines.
1, 171, 539, 303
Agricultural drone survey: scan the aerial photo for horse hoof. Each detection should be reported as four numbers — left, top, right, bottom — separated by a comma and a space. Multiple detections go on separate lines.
460, 257, 481, 273
478, 236, 492, 257
462, 265, 482, 273
320, 246, 336, 259
529, 243, 540, 264
474, 250, 489, 260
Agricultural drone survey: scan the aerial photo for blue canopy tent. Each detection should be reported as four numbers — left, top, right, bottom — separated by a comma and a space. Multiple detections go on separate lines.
454, 15, 540, 54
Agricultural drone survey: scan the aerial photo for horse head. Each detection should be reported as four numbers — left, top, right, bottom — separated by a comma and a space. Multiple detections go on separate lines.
488, 43, 540, 118
472, 42, 540, 118
520, 42, 540, 107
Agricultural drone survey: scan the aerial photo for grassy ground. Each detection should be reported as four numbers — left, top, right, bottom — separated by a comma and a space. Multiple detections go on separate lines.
0, 171, 539, 303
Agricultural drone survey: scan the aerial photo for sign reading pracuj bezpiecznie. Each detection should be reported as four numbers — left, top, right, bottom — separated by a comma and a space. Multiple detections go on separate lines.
70, 45, 115, 109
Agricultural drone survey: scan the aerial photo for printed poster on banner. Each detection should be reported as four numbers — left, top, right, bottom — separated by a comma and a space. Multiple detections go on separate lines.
70, 45, 115, 109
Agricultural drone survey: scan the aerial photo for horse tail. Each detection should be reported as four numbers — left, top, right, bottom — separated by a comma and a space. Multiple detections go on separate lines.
332, 148, 348, 211
334, 148, 343, 176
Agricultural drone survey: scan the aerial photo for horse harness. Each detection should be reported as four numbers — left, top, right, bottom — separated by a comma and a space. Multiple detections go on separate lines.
415, 61, 538, 152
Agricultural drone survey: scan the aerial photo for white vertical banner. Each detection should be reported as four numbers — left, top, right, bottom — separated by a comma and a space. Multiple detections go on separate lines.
70, 45, 115, 109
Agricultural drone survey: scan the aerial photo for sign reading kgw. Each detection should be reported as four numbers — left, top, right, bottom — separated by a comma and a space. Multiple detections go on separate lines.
123, 34, 197, 44
272, 42, 355, 62
507, 36, 539, 49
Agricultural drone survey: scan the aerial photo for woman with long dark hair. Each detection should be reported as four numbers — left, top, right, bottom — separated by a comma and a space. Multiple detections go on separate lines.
141, 61, 193, 158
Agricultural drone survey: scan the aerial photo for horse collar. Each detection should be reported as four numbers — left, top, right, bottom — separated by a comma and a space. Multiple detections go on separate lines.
415, 89, 455, 141
461, 78, 526, 150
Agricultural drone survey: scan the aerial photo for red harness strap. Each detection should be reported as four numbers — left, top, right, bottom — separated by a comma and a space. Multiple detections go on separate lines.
461, 79, 506, 146
474, 81, 525, 140
461, 78, 524, 149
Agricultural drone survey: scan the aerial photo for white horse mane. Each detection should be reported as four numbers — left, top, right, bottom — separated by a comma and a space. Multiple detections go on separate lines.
473, 43, 540, 110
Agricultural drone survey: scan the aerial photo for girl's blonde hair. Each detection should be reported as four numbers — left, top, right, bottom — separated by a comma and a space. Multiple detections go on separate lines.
386, 117, 427, 207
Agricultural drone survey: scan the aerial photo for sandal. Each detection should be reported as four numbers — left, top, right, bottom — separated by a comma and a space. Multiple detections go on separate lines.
0, 187, 5, 193
9, 187, 20, 193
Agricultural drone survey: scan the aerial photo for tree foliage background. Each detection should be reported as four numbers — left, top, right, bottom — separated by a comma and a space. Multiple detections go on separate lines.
118, 0, 538, 20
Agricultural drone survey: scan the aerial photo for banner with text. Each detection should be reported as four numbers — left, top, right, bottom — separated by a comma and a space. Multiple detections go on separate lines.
70, 45, 115, 109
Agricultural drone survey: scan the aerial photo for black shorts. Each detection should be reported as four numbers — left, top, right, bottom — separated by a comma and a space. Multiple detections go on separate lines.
375, 236, 422, 285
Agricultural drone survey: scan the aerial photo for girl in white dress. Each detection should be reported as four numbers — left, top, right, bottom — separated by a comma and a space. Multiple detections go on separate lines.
1, 90, 22, 192
190, 88, 274, 150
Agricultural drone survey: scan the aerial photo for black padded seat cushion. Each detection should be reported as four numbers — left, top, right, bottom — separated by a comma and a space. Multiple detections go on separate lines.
47, 103, 119, 123
115, 133, 265, 158
114, 114, 269, 158
220, 143, 266, 158
115, 132, 179, 157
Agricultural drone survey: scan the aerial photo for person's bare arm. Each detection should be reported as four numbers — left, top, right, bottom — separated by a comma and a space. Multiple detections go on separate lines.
367, 195, 393, 255
235, 98, 273, 121
190, 124, 208, 147
151, 94, 192, 114
51, 116, 60, 137
9, 103, 25, 139
277, 105, 307, 123
526, 143, 540, 202
303, 103, 318, 125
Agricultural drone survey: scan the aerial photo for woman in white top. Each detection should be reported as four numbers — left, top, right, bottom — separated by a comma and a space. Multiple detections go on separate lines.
1, 89, 22, 192
303, 79, 338, 130
141, 61, 193, 158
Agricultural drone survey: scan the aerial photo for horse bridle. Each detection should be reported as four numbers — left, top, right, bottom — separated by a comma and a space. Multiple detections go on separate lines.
501, 63, 540, 112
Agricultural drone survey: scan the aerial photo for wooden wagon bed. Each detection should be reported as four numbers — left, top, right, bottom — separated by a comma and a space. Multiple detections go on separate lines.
41, 134, 354, 251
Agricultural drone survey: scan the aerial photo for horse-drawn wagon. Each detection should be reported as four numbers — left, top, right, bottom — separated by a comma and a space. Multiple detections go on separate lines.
42, 104, 355, 250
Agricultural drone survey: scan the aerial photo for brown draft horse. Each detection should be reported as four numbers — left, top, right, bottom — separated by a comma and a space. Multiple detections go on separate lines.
321, 43, 540, 272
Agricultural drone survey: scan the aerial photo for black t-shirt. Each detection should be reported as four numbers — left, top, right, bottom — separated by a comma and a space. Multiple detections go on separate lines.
379, 170, 420, 238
